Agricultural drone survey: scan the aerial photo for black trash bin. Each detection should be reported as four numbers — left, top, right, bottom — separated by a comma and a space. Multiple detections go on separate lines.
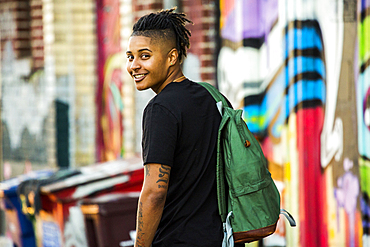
80, 192, 139, 247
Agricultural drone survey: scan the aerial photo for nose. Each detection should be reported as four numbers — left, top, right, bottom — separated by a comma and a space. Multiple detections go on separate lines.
130, 58, 140, 71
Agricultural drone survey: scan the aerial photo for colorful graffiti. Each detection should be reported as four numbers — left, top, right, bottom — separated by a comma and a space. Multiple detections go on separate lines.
96, 0, 124, 162
1, 0, 55, 173
64, 206, 88, 247
1, 40, 52, 166
358, 0, 370, 245
217, 0, 366, 246
334, 158, 360, 247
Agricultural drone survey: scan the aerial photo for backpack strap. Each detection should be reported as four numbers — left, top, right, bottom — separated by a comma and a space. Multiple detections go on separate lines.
222, 211, 234, 247
198, 82, 229, 222
280, 209, 297, 227
198, 82, 229, 109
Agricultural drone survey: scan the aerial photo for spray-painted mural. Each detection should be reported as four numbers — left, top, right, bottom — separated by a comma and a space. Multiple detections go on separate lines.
1, 2, 52, 174
217, 0, 367, 246
1, 43, 52, 165
96, 0, 124, 162
358, 1, 370, 246
1, 0, 98, 171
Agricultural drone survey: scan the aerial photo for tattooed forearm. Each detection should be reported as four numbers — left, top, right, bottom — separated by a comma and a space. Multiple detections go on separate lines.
156, 165, 170, 186
136, 202, 145, 246
135, 164, 169, 247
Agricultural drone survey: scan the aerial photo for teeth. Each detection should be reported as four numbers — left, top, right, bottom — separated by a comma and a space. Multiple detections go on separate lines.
134, 74, 145, 79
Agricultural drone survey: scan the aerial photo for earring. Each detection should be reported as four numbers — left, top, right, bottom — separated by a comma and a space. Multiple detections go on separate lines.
171, 62, 173, 65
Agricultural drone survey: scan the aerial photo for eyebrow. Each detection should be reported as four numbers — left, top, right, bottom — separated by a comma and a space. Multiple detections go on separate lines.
139, 48, 152, 52
126, 48, 152, 54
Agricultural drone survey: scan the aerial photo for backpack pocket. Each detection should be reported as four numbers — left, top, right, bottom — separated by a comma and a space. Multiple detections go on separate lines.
229, 173, 281, 234
228, 159, 271, 198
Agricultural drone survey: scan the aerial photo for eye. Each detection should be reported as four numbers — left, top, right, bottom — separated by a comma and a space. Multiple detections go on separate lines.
141, 53, 150, 59
127, 54, 134, 61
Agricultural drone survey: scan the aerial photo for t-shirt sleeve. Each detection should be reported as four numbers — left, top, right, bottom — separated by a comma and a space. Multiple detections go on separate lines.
142, 103, 178, 167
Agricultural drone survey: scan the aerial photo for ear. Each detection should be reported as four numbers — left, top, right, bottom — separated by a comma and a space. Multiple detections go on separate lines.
168, 48, 179, 66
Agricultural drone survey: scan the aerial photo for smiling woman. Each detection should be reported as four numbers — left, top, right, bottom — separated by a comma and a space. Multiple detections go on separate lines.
125, 8, 228, 247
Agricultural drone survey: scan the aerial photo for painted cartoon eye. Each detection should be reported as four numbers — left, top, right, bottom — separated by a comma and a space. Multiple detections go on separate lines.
364, 87, 370, 131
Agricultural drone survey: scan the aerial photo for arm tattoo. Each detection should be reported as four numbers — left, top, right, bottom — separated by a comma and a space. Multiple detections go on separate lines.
136, 201, 145, 246
156, 165, 170, 188
145, 165, 150, 178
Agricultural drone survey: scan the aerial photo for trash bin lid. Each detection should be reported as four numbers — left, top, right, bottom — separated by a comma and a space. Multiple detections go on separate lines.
82, 192, 140, 204
40, 158, 143, 202
0, 170, 55, 198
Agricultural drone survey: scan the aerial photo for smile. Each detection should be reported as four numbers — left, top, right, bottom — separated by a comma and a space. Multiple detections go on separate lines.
133, 73, 147, 82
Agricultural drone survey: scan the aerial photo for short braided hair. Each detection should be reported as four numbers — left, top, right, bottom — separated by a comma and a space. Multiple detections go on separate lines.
132, 8, 193, 63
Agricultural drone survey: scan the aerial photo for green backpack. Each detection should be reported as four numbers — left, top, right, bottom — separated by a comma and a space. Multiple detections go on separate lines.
199, 82, 296, 246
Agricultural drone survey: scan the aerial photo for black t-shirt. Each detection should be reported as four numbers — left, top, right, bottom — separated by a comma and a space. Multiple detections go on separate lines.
142, 79, 223, 247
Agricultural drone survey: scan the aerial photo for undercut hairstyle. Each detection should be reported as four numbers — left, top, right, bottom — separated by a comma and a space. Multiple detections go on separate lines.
132, 8, 193, 63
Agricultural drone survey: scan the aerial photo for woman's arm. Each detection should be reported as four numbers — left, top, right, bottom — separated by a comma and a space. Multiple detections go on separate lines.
135, 163, 171, 247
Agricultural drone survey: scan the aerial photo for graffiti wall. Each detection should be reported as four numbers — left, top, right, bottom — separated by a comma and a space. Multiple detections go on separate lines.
217, 0, 367, 246
0, 0, 53, 175
1, 0, 98, 173
358, 1, 370, 246
96, 0, 125, 162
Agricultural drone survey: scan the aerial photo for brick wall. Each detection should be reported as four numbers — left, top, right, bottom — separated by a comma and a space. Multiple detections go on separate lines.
46, 0, 96, 168
132, 0, 162, 22
183, 0, 217, 85
72, 0, 97, 166
0, 0, 31, 59
1, 0, 55, 175
30, 0, 43, 69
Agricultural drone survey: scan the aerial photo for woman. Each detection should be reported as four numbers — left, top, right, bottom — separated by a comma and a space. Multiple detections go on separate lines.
126, 8, 225, 247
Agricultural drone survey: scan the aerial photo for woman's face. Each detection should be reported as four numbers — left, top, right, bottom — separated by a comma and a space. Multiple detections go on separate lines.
126, 36, 171, 94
